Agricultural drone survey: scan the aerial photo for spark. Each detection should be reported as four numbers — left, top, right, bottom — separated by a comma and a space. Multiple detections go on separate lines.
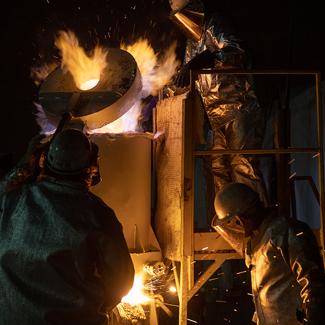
288, 158, 295, 165
169, 286, 177, 293
289, 172, 297, 179
312, 153, 320, 158
164, 302, 179, 308
201, 246, 209, 251
247, 293, 253, 296
187, 319, 198, 323
296, 232, 304, 236
235, 270, 248, 275
191, 261, 196, 264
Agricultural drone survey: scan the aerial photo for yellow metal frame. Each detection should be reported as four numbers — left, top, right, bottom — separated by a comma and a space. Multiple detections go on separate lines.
176, 69, 324, 325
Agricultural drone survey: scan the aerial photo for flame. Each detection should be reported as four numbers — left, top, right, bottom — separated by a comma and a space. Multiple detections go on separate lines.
91, 39, 179, 134
121, 273, 151, 306
34, 32, 179, 134
55, 30, 107, 90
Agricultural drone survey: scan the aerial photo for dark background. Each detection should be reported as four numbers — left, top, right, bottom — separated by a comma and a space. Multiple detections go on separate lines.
0, 1, 323, 323
1, 0, 324, 164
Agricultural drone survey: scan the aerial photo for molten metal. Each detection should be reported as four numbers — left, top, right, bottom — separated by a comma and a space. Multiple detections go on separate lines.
79, 79, 99, 91
55, 31, 107, 90
121, 274, 151, 306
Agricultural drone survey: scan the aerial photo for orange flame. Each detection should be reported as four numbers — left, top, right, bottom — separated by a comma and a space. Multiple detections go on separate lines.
91, 39, 179, 134
120, 273, 151, 306
55, 30, 107, 90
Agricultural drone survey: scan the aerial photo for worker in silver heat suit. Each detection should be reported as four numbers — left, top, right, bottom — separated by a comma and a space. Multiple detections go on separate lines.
170, 0, 267, 205
0, 129, 134, 325
212, 182, 325, 325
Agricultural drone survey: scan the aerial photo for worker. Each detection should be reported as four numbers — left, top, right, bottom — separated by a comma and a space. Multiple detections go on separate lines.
169, 0, 268, 205
212, 182, 325, 325
0, 129, 134, 325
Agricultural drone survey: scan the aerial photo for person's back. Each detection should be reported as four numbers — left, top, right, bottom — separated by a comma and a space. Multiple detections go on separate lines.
0, 129, 134, 325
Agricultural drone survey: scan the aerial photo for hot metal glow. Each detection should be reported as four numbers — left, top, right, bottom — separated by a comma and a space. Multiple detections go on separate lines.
121, 274, 151, 306
55, 30, 107, 90
91, 39, 179, 134
79, 78, 99, 90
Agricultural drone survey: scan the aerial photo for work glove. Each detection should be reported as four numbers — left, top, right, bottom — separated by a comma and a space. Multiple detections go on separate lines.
3, 134, 50, 192
174, 64, 191, 88
18, 134, 48, 166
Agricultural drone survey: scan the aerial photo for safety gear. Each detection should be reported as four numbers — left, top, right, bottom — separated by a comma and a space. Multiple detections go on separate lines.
245, 210, 325, 325
174, 64, 191, 88
46, 129, 93, 175
183, 12, 268, 205
0, 134, 50, 193
213, 182, 260, 224
0, 177, 134, 324
170, 0, 205, 42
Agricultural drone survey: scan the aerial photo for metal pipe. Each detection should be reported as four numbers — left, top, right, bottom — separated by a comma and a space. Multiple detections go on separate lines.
315, 72, 325, 265
194, 148, 320, 156
195, 69, 320, 75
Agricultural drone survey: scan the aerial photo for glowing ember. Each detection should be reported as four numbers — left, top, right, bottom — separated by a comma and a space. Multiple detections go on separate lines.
121, 274, 151, 306
55, 30, 107, 90
169, 285, 177, 293
79, 78, 99, 91
31, 62, 58, 86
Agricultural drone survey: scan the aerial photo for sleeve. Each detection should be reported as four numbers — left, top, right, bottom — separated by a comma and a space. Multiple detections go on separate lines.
286, 221, 325, 324
91, 207, 135, 311
205, 14, 245, 68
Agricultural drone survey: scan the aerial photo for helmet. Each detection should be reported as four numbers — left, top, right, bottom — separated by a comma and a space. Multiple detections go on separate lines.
169, 0, 205, 42
46, 129, 93, 175
213, 183, 260, 225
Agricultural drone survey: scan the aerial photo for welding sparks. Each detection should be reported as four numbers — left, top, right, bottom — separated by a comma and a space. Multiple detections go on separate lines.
121, 274, 151, 306
55, 30, 107, 91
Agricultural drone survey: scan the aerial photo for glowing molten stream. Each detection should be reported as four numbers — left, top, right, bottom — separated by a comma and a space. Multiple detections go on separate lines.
55, 31, 107, 91
79, 79, 99, 91
121, 274, 151, 306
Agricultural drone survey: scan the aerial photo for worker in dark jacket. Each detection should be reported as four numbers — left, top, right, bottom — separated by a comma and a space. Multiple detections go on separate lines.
212, 182, 325, 325
0, 129, 134, 325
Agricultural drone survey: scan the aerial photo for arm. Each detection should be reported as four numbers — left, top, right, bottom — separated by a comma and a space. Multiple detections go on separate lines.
91, 208, 134, 311
286, 222, 325, 324
0, 134, 48, 193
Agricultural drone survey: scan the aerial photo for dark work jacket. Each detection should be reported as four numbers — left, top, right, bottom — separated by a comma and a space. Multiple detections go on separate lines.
0, 177, 134, 325
245, 212, 325, 324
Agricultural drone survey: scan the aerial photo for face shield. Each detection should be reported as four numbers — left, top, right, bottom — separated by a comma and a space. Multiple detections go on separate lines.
169, 0, 205, 42
211, 214, 245, 256
211, 183, 261, 256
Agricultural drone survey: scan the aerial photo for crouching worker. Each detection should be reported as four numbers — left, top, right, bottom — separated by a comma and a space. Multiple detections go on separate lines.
212, 182, 325, 325
0, 129, 134, 325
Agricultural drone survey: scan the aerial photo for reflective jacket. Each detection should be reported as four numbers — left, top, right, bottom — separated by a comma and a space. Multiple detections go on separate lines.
0, 176, 134, 325
245, 210, 325, 325
185, 13, 262, 131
